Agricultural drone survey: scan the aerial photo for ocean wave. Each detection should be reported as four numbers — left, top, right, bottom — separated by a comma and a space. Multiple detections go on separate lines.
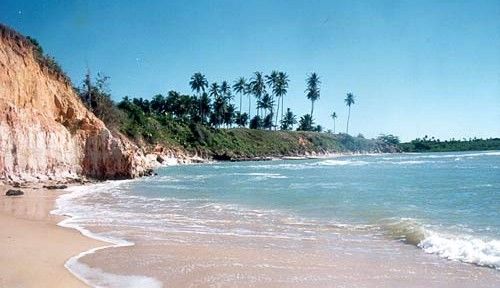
232, 172, 288, 179
52, 182, 163, 288
419, 233, 500, 269
313, 159, 369, 166
383, 160, 430, 165
383, 218, 500, 269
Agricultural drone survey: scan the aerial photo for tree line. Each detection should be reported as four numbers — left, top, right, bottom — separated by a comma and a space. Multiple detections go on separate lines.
77, 71, 359, 135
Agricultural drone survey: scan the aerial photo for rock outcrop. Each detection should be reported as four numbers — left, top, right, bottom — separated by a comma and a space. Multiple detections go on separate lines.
0, 24, 150, 182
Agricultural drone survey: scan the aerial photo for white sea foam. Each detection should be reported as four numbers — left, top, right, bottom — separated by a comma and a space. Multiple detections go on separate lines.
386, 160, 429, 165
419, 232, 500, 269
52, 183, 164, 288
314, 159, 369, 166
384, 218, 500, 269
232, 172, 288, 179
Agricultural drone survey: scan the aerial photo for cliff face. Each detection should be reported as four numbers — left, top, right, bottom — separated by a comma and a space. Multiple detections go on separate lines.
0, 24, 150, 182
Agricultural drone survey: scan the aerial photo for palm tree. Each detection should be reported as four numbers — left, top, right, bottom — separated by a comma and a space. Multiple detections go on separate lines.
189, 73, 208, 122
232, 77, 246, 115
277, 72, 289, 126
257, 93, 275, 130
245, 83, 252, 123
281, 108, 297, 130
220, 80, 232, 101
209, 82, 220, 100
297, 114, 314, 131
266, 71, 289, 129
344, 92, 355, 134
266, 71, 278, 127
306, 73, 320, 119
330, 111, 337, 134
189, 72, 208, 94
199, 92, 211, 122
223, 103, 236, 128
265, 71, 278, 90
249, 72, 266, 117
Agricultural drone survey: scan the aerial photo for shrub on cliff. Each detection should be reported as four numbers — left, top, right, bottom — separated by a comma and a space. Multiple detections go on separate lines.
25, 35, 67, 81
76, 73, 125, 130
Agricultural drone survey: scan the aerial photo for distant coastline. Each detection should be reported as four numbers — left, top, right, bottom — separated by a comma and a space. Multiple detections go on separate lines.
399, 137, 500, 153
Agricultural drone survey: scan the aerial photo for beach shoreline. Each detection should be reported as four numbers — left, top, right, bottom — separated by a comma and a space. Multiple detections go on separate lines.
2, 152, 500, 288
0, 184, 104, 288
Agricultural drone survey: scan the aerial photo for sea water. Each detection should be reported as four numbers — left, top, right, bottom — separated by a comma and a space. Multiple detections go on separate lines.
53, 151, 500, 287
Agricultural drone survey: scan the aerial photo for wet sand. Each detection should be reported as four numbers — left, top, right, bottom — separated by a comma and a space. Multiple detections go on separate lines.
79, 229, 500, 287
0, 185, 104, 288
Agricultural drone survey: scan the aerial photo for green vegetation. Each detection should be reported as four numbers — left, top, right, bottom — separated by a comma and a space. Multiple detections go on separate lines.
377, 134, 401, 145
400, 136, 500, 152
0, 24, 68, 82
75, 73, 396, 159
25, 36, 67, 81
77, 70, 359, 135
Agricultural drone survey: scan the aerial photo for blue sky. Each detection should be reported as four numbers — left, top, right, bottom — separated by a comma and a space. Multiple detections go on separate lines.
1, 0, 499, 141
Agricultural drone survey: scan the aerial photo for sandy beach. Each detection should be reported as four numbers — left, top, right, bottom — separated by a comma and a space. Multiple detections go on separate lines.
0, 184, 103, 288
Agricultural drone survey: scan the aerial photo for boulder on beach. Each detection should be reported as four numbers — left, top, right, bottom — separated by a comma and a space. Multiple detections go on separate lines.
5, 189, 24, 196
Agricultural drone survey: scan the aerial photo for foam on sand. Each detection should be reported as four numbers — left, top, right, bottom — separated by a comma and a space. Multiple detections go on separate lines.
419, 233, 500, 269
52, 183, 163, 288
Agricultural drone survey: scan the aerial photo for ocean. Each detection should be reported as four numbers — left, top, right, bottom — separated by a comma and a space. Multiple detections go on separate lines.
53, 151, 500, 287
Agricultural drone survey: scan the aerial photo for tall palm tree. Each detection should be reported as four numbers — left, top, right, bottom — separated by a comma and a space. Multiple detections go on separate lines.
249, 72, 266, 117
306, 73, 320, 119
220, 80, 232, 100
189, 73, 208, 122
330, 111, 337, 134
245, 83, 252, 124
189, 72, 208, 94
275, 72, 289, 129
209, 82, 220, 100
277, 72, 289, 124
232, 77, 246, 115
209, 82, 227, 128
344, 92, 355, 134
266, 71, 279, 128
199, 92, 211, 122
257, 93, 275, 130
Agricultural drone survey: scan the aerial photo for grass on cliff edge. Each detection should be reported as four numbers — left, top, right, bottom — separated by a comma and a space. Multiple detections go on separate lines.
119, 114, 395, 159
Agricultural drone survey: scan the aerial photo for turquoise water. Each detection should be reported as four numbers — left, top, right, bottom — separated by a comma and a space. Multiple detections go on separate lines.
138, 152, 499, 234
130, 151, 500, 267
56, 151, 500, 284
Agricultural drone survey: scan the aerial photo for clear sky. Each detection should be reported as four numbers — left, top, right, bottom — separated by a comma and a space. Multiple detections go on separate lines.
1, 0, 499, 141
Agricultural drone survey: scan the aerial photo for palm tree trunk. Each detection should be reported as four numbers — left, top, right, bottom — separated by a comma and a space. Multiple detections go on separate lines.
270, 108, 274, 130
346, 105, 351, 134
281, 96, 284, 124
275, 96, 280, 130
334, 119, 336, 134
310, 101, 315, 118
198, 92, 202, 123
239, 93, 242, 114
248, 95, 251, 127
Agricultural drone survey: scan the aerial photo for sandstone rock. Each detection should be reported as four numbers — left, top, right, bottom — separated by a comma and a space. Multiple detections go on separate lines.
5, 189, 24, 196
0, 24, 152, 182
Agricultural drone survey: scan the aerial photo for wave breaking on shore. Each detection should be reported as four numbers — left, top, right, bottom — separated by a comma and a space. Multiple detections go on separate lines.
383, 218, 500, 269
51, 183, 163, 288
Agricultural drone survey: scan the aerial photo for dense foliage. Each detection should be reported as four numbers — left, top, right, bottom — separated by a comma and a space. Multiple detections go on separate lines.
399, 136, 500, 152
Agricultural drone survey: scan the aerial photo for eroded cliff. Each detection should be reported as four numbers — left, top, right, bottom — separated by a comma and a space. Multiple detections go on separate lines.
0, 24, 150, 182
